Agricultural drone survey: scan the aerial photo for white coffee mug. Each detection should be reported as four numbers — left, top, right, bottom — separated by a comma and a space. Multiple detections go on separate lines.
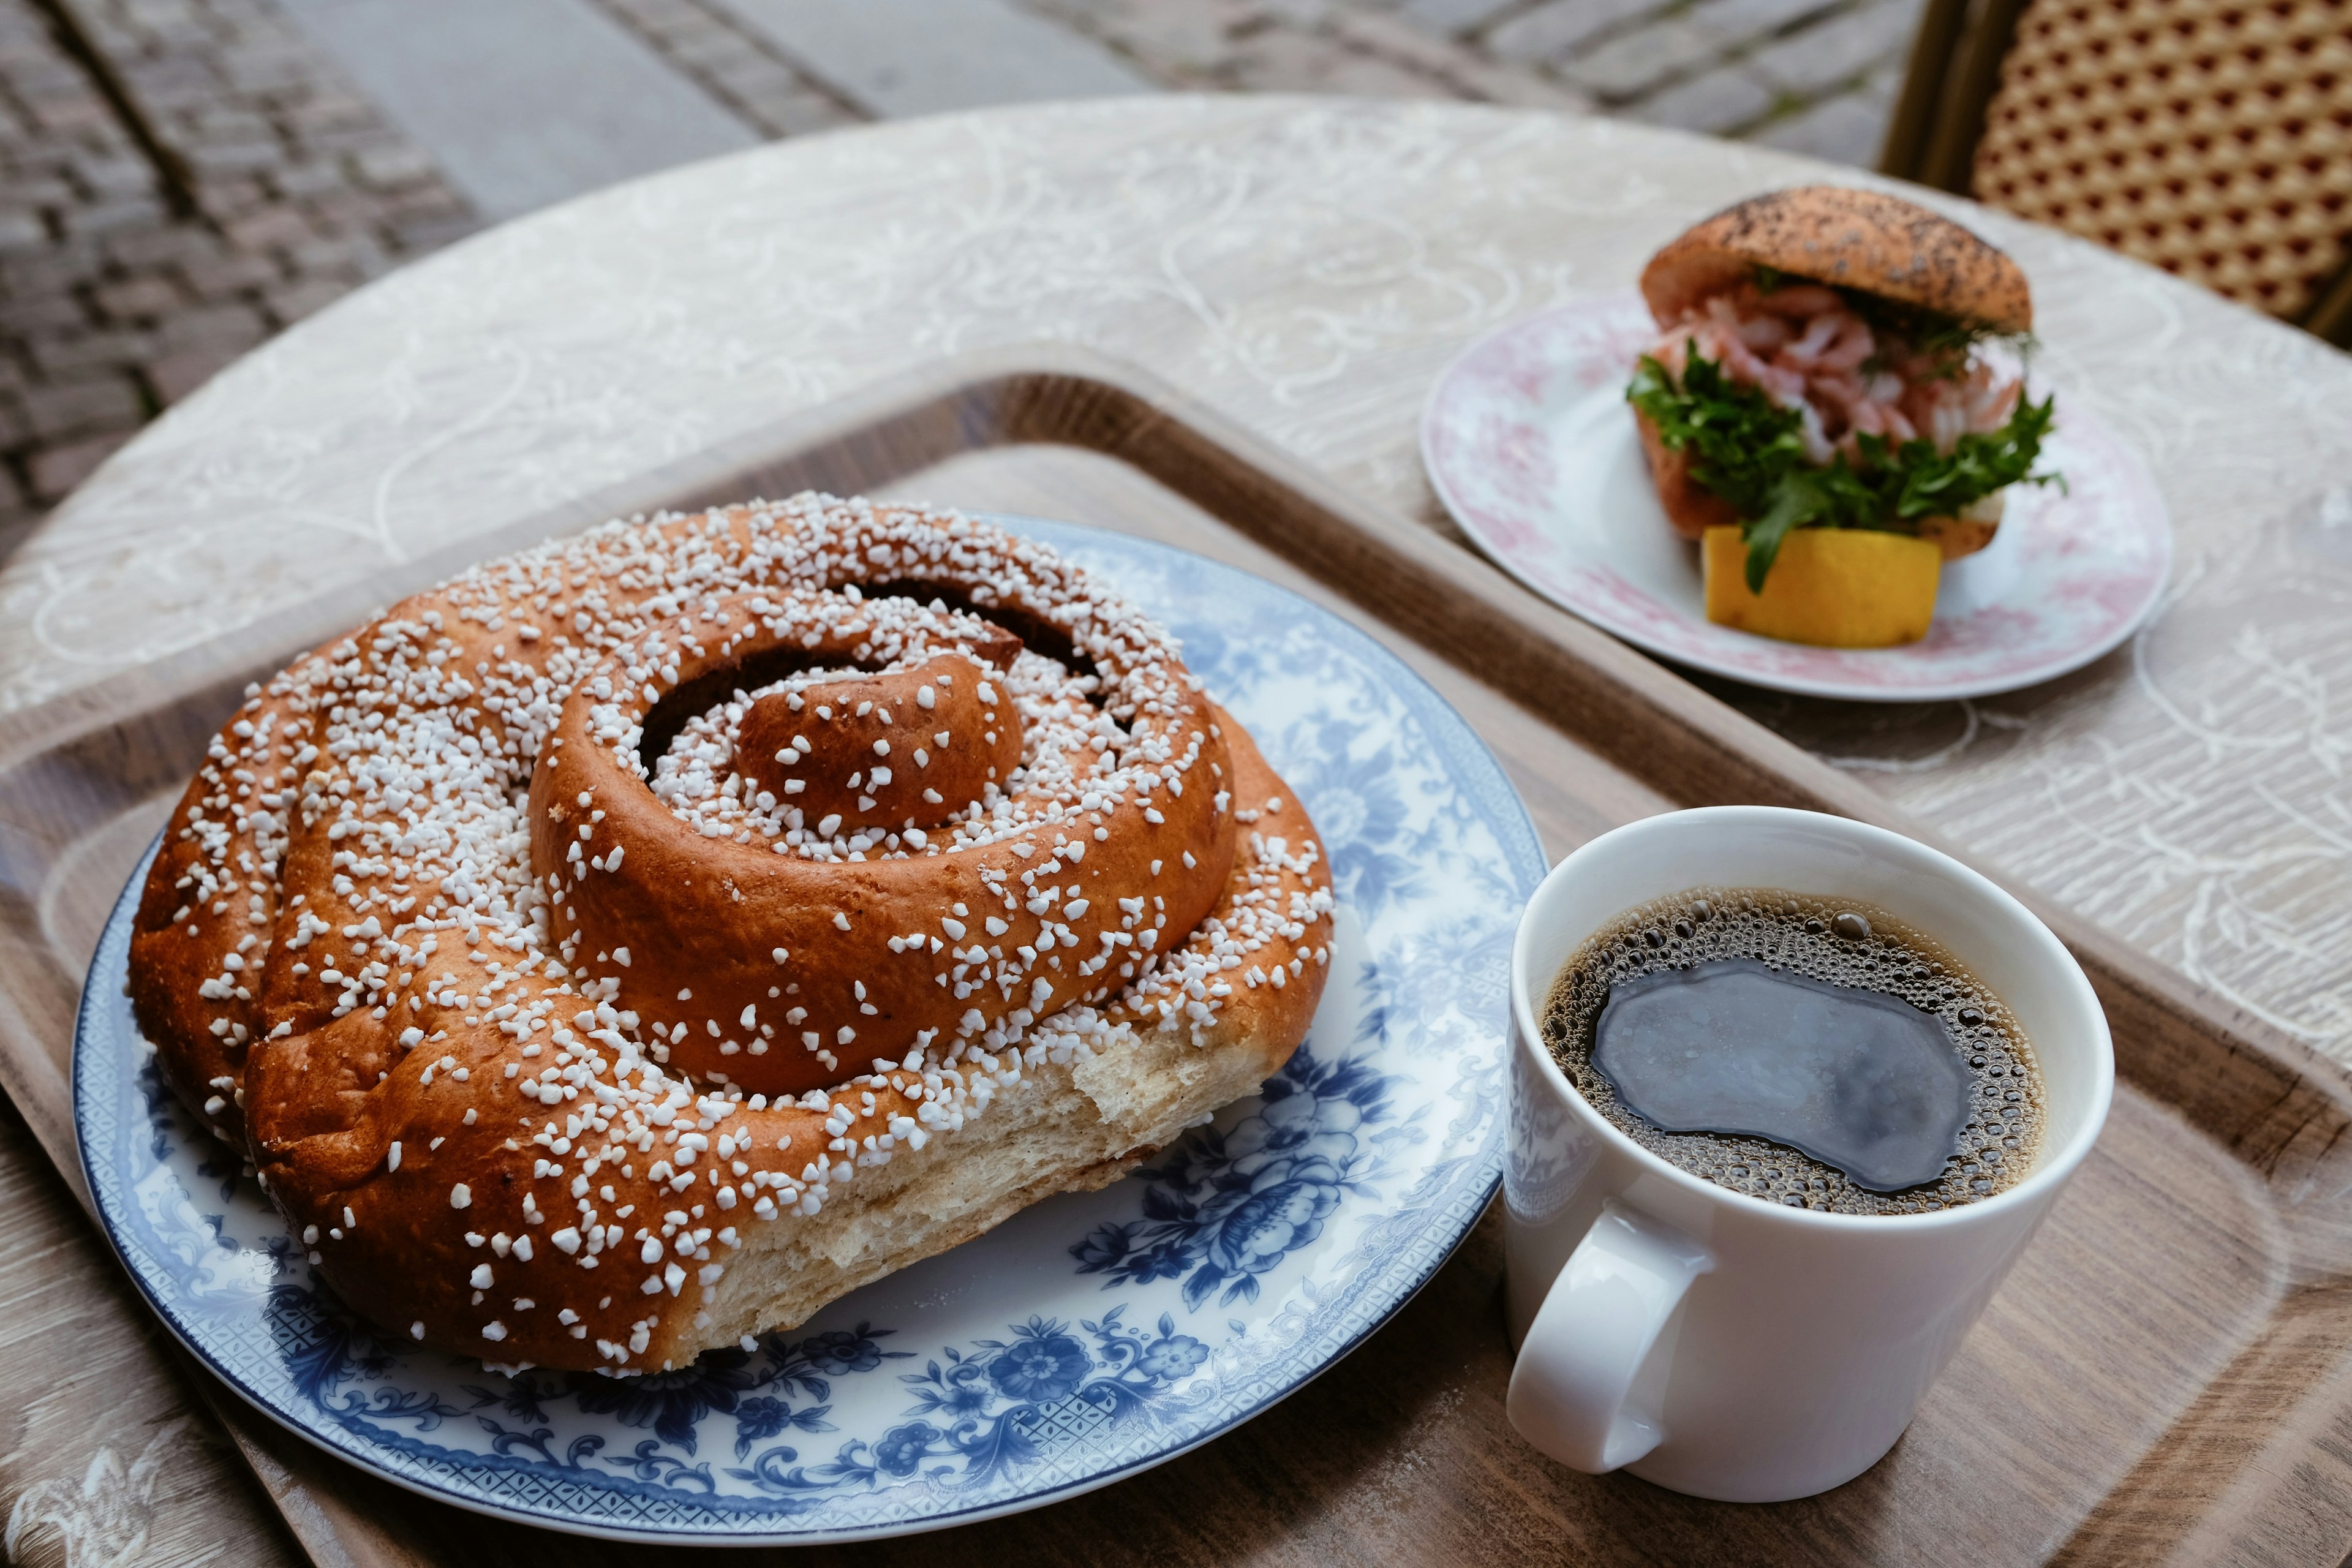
1502, 807, 2113, 1502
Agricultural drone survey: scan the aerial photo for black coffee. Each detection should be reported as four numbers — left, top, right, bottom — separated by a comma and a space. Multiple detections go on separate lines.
1542, 888, 2044, 1215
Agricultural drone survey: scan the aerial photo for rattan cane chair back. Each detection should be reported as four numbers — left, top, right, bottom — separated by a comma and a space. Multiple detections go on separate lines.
1884, 0, 2352, 343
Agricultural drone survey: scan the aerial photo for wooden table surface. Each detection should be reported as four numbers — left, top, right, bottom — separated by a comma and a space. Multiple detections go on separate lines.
2, 96, 2348, 1563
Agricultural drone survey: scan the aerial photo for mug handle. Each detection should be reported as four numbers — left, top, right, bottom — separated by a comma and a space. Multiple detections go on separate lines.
1506, 1198, 1715, 1473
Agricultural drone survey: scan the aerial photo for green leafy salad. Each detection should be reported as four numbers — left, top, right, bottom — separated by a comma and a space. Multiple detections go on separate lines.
1627, 301, 2061, 593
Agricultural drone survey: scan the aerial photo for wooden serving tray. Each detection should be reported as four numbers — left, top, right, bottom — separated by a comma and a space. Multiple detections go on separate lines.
4, 347, 2348, 1567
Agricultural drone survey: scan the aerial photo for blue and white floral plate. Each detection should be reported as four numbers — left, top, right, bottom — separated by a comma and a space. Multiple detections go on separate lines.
75, 516, 1547, 1544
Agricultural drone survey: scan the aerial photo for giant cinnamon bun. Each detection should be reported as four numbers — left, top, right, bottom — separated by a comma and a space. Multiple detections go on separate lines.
130, 496, 1334, 1373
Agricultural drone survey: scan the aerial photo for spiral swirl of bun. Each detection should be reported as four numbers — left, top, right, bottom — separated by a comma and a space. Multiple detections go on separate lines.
129, 496, 1334, 1373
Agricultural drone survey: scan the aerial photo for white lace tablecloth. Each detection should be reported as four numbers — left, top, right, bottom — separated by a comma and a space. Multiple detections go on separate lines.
9, 94, 2350, 1058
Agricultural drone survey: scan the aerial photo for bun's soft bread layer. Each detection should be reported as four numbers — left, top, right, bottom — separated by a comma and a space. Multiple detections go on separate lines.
685, 720, 1317, 1362
1641, 186, 2033, 335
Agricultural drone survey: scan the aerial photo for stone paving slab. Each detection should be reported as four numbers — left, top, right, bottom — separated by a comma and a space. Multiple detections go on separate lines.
271, 0, 761, 219
1017, 0, 1594, 107
1560, 18, 1719, 99
584, 0, 861, 140
1690, 0, 1845, 51
1631, 60, 1777, 135
1755, 74, 1894, 161
1744, 0, 1920, 96
1004, 0, 1913, 149
1370, 0, 1921, 143
710, 0, 1153, 119
1490, 0, 1673, 64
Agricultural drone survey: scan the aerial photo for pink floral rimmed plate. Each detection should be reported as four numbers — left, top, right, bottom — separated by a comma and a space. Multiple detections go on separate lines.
1420, 292, 2173, 703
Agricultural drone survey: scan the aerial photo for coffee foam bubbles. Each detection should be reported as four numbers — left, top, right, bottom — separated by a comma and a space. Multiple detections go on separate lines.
1541, 887, 2045, 1215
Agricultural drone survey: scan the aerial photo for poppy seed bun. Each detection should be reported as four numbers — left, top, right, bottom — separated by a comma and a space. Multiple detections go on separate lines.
1640, 185, 2033, 335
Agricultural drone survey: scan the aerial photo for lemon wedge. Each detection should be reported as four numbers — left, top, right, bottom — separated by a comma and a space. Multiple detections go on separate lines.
1702, 526, 1941, 648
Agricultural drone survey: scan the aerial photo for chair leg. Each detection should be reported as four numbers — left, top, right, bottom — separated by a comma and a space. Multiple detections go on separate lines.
1879, 0, 1970, 183
2304, 254, 2352, 348
1918, 0, 2032, 195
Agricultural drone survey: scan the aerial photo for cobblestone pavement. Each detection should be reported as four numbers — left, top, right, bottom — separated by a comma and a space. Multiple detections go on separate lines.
0, 0, 472, 552
0, 0, 1923, 552
1014, 0, 1920, 156
584, 0, 863, 140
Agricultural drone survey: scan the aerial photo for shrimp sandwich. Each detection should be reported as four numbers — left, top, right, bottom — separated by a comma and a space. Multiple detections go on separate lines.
1628, 185, 2060, 649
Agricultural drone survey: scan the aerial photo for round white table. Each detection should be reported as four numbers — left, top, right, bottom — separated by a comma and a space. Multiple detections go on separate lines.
6, 95, 2351, 1564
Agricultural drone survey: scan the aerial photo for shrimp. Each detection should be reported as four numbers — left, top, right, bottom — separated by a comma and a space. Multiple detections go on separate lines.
1739, 314, 1792, 352
1964, 366, 2021, 432
1797, 404, 1834, 466
1901, 364, 2022, 451
1842, 393, 1916, 448
1644, 286, 2021, 467
1777, 311, 1845, 368
1692, 318, 1782, 396
1708, 293, 1792, 353
1915, 392, 1967, 453
1858, 371, 1916, 444
1809, 314, 1875, 373
1807, 372, 1866, 435
1757, 360, 1809, 409
1758, 283, 1842, 317
1653, 325, 1694, 379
